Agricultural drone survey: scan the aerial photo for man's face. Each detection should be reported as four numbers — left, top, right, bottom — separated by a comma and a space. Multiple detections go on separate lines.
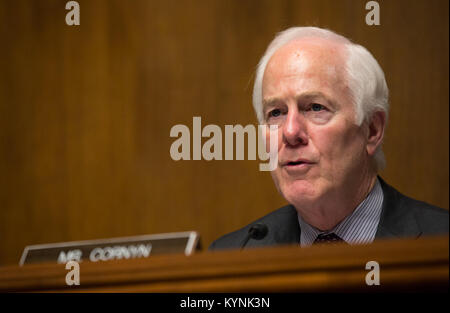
262, 39, 371, 213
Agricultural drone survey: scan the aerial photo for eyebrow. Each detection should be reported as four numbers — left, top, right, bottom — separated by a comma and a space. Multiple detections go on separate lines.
263, 91, 335, 111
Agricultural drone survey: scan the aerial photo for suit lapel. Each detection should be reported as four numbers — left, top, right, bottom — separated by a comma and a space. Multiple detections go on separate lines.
375, 177, 422, 240
272, 205, 301, 245
259, 205, 300, 247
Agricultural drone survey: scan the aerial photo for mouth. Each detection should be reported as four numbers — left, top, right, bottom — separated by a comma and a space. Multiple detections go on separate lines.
283, 159, 313, 167
286, 160, 308, 166
282, 159, 315, 173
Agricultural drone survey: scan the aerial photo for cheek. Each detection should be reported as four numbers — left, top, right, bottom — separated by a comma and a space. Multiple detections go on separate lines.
318, 126, 366, 169
314, 124, 362, 161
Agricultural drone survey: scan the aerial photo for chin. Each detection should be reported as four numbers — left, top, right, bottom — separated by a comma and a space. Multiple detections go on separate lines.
280, 180, 320, 206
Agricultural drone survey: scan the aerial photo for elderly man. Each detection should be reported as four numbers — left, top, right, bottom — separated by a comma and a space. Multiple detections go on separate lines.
210, 27, 448, 250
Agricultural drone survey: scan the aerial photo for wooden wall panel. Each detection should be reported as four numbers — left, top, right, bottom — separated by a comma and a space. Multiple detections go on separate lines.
0, 0, 448, 265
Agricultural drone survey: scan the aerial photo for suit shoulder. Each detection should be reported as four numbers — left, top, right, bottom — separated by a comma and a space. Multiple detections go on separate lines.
380, 178, 449, 235
209, 205, 297, 251
405, 197, 448, 234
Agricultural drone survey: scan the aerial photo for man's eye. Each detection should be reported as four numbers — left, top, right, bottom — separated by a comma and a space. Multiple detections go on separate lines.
269, 109, 282, 117
311, 103, 325, 112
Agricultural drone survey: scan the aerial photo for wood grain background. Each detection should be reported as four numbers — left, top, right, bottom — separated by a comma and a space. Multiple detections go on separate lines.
0, 0, 448, 266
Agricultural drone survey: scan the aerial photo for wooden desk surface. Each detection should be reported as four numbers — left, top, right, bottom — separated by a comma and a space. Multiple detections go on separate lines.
0, 235, 448, 292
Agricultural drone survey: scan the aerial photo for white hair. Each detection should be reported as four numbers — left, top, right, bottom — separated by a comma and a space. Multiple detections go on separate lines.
252, 27, 389, 171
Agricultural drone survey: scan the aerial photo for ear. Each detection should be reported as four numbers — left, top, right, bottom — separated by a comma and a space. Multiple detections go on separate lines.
366, 111, 386, 157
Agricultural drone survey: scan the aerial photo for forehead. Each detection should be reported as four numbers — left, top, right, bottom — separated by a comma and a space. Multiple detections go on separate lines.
263, 38, 348, 93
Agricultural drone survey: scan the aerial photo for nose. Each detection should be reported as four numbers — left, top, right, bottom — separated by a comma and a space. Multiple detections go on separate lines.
282, 109, 308, 146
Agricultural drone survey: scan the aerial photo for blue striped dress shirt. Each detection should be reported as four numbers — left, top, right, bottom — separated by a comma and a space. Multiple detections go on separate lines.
298, 178, 384, 246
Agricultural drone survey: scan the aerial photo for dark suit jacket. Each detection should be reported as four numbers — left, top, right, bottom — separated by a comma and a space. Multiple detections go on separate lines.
209, 177, 449, 250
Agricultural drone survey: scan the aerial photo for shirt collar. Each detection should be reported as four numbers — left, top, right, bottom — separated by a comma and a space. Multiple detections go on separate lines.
298, 178, 384, 246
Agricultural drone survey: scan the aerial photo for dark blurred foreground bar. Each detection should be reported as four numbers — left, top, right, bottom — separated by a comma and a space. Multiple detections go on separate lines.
0, 235, 447, 292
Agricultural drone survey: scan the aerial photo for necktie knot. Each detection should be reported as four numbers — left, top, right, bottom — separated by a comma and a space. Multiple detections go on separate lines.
314, 233, 344, 244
